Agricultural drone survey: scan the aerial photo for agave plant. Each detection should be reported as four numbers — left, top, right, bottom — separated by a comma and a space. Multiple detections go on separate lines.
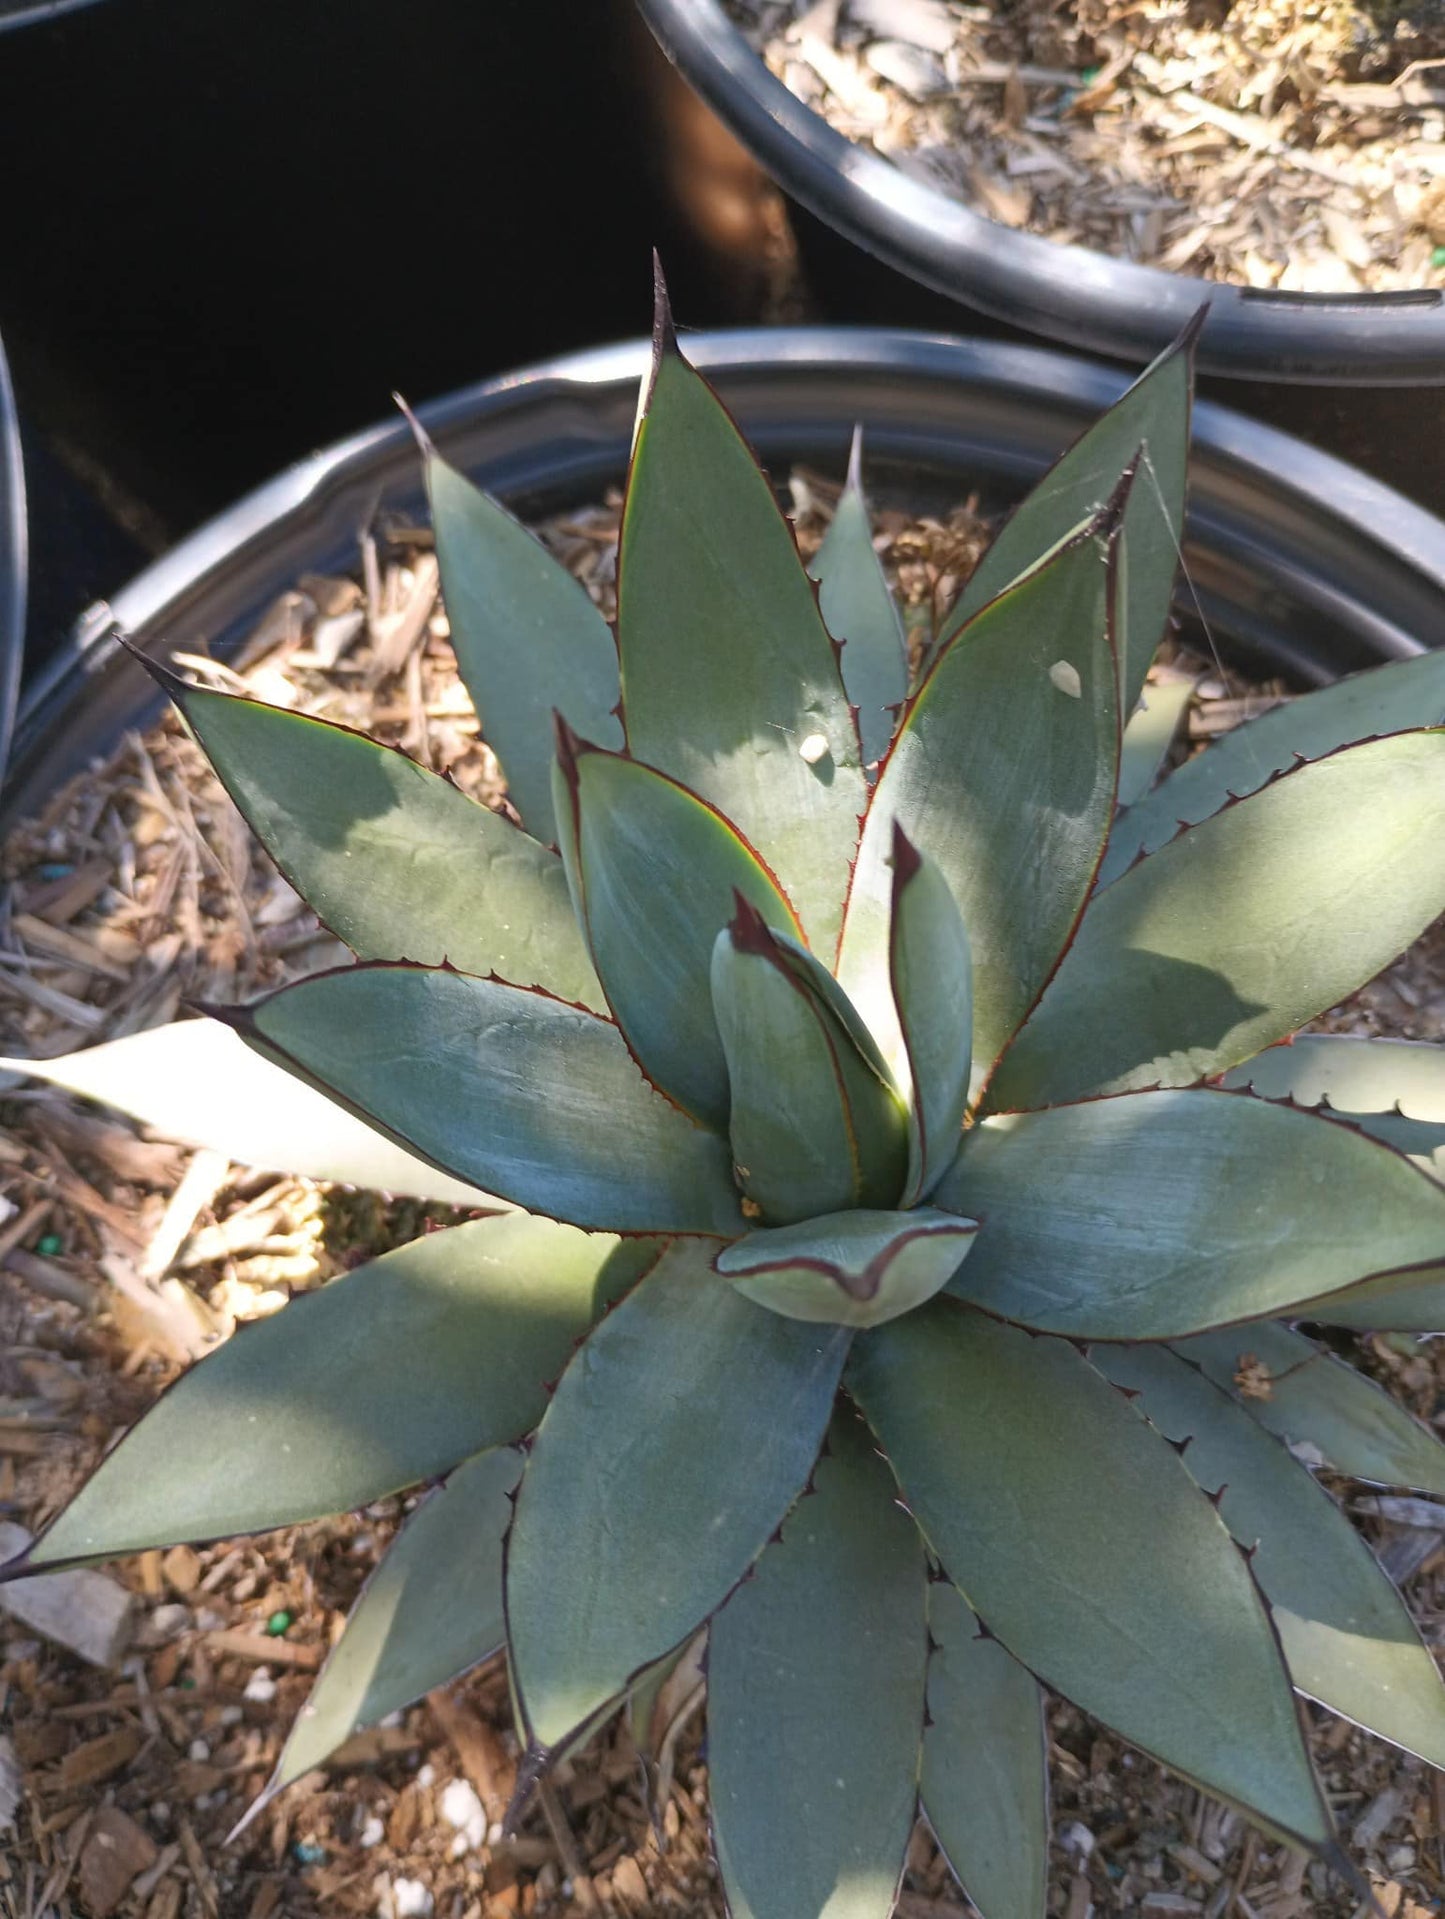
6, 281, 1445, 1918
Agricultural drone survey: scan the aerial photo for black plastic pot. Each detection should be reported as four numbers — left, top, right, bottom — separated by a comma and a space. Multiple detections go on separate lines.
0, 0, 715, 539
5, 328, 1444, 830
0, 334, 26, 787
636, 0, 1445, 385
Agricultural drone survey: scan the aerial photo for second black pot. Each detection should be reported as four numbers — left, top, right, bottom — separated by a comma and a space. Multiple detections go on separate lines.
636, 0, 1445, 386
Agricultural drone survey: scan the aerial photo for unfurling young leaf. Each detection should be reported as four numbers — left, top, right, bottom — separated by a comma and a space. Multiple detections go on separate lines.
712, 896, 908, 1224
839, 503, 1121, 1103
811, 427, 908, 776
552, 723, 801, 1129
717, 1207, 978, 1328
888, 824, 973, 1203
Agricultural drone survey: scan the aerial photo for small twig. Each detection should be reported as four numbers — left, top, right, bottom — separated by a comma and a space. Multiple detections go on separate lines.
535, 1776, 600, 1913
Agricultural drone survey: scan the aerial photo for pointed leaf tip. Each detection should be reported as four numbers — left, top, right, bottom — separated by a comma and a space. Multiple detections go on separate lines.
0, 1541, 33, 1586
889, 818, 922, 885
727, 888, 777, 957
846, 422, 865, 495
25, 1220, 651, 1567
552, 709, 585, 796
841, 519, 1118, 1103
651, 251, 678, 359
393, 391, 433, 457
935, 325, 1193, 715
187, 995, 249, 1035
619, 315, 866, 952
122, 636, 190, 704
1103, 444, 1145, 529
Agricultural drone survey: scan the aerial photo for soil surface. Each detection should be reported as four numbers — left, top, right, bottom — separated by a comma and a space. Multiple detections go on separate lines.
729, 0, 1445, 290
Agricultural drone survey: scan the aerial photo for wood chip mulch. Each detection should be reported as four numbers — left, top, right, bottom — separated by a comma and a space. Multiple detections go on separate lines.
728, 0, 1445, 291
0, 472, 1442, 1919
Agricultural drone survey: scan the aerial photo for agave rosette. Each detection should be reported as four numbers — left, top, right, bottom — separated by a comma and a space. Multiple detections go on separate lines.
6, 286, 1445, 1917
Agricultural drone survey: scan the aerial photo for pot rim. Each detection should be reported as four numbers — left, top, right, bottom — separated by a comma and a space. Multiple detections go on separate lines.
9, 325, 1445, 821
635, 0, 1445, 385
0, 334, 25, 787
0, 0, 108, 28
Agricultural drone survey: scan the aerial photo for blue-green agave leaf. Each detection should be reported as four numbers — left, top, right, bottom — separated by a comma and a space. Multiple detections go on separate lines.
616, 279, 866, 955
938, 315, 1197, 713
1174, 1322, 1445, 1497
427, 452, 621, 845
506, 1238, 850, 1752
716, 1207, 978, 1328
708, 1413, 928, 1919
1115, 675, 1194, 810
1220, 1033, 1445, 1118
1097, 1344, 1445, 1769
1329, 1111, 1445, 1182
6, 1219, 654, 1571
159, 670, 600, 1007
889, 825, 973, 1203
1283, 1263, 1445, 1334
1222, 1035, 1445, 1180
989, 730, 1445, 1113
712, 899, 908, 1223
838, 508, 1120, 1100
810, 428, 908, 776
266, 1445, 521, 1797
0, 1019, 495, 1208
922, 1583, 1049, 1919
229, 963, 744, 1236
941, 1090, 1445, 1339
1099, 649, 1445, 887
552, 722, 802, 1129
769, 926, 897, 1091
849, 1301, 1335, 1853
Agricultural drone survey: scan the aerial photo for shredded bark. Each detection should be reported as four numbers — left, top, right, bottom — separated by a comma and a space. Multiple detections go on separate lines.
729, 0, 1445, 291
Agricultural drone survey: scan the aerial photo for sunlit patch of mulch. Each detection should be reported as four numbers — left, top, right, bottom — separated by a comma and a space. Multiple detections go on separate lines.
729, 0, 1445, 292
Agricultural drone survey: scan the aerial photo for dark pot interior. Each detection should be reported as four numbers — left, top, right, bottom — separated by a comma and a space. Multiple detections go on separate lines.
6, 330, 1443, 832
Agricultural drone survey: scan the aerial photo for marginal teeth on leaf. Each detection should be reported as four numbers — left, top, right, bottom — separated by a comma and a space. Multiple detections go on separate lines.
1049, 660, 1083, 698
799, 733, 831, 764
